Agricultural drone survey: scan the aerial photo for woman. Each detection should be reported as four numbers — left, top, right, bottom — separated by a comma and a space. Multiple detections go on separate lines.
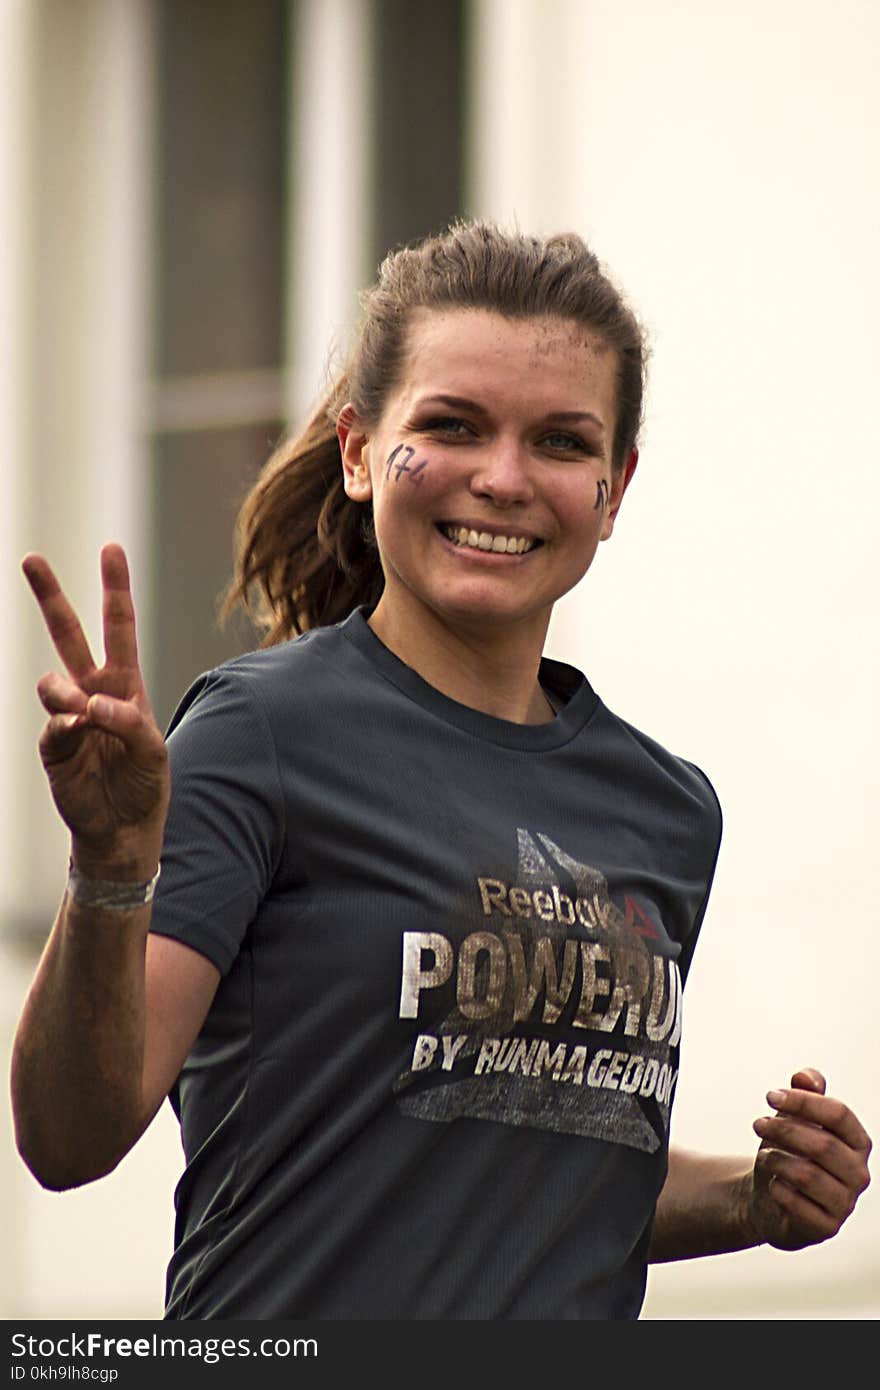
12, 221, 871, 1319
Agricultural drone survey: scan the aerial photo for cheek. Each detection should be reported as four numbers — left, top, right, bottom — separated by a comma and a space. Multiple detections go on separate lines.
372, 442, 451, 514
559, 480, 605, 534
592, 478, 611, 514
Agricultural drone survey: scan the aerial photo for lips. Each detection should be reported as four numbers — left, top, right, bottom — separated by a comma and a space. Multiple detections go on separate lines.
438, 523, 541, 554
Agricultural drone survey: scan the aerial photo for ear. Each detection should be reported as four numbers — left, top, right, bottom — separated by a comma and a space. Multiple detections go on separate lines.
600, 447, 638, 541
337, 403, 373, 502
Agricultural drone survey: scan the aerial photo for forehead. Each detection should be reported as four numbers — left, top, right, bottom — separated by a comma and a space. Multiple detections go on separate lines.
388, 309, 617, 421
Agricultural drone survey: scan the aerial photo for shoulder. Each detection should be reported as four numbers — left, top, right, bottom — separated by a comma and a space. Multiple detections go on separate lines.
165, 617, 360, 740
613, 710, 720, 816
589, 700, 723, 858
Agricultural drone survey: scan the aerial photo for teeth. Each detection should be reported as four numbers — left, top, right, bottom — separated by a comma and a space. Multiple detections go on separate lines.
442, 525, 535, 554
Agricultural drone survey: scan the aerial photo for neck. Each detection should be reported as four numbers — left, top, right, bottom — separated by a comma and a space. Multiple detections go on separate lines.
368, 595, 555, 724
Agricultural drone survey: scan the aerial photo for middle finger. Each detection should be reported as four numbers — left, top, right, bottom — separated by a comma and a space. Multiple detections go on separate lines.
100, 543, 140, 672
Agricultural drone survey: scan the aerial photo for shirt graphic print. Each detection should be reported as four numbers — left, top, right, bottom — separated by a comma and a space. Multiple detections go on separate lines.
394, 828, 682, 1153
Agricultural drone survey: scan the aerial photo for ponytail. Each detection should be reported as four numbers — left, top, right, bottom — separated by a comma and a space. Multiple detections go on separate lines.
220, 374, 383, 645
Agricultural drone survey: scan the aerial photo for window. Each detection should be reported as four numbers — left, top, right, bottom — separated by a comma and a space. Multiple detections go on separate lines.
149, 0, 288, 724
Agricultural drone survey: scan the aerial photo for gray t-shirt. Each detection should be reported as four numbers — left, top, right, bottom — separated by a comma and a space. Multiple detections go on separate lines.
152, 608, 722, 1319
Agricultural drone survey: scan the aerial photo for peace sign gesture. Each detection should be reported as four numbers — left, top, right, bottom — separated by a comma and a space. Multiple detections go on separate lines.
22, 543, 169, 878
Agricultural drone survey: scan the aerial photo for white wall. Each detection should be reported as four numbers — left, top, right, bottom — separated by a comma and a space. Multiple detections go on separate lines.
470, 0, 879, 1317
0, 0, 31, 939
1, 0, 172, 1320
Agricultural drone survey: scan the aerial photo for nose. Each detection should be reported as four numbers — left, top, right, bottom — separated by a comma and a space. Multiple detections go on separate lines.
468, 439, 536, 509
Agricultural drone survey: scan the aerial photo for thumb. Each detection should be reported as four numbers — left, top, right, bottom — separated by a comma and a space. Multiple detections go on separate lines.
790, 1067, 826, 1094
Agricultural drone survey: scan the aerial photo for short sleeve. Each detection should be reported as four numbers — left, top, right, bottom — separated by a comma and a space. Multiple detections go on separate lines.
677, 759, 723, 985
149, 667, 286, 975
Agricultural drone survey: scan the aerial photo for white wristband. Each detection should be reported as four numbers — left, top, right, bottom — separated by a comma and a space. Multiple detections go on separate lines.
67, 860, 161, 911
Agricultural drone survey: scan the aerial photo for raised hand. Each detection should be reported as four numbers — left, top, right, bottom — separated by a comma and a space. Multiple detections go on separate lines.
748, 1068, 872, 1250
22, 542, 169, 878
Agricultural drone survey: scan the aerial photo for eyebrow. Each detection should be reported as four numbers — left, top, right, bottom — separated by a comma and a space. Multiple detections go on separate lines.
413, 394, 606, 435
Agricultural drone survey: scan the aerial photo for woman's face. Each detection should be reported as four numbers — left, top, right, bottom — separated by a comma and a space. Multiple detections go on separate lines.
339, 308, 637, 649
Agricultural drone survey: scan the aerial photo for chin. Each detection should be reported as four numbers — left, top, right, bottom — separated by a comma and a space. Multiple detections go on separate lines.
428, 588, 552, 632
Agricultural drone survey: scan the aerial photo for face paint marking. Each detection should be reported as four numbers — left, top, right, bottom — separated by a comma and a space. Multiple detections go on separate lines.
594, 479, 610, 512
385, 443, 403, 478
386, 443, 430, 484
394, 447, 416, 480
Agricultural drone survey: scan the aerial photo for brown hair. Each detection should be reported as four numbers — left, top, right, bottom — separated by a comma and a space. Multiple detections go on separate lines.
222, 218, 649, 645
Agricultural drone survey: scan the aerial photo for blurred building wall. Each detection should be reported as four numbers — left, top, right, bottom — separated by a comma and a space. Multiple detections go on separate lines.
469, 0, 879, 1318
2, 0, 162, 1318
1, 0, 877, 1320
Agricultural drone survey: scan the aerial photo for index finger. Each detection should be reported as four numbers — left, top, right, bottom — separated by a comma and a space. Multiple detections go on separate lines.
100, 542, 141, 671
768, 1085, 872, 1155
21, 553, 98, 681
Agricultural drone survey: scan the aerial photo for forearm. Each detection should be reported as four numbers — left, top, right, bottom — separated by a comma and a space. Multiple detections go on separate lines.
10, 888, 153, 1190
648, 1147, 761, 1262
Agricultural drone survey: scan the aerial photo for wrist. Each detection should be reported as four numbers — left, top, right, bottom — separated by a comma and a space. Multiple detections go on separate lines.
70, 833, 164, 885
66, 858, 161, 911
731, 1169, 764, 1249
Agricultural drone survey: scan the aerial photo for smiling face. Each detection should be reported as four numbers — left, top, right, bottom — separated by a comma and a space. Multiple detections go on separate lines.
338, 308, 637, 661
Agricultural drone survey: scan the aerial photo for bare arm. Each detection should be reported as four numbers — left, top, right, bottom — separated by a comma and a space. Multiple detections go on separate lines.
649, 1069, 872, 1262
12, 909, 219, 1189
10, 545, 219, 1188
649, 1149, 756, 1262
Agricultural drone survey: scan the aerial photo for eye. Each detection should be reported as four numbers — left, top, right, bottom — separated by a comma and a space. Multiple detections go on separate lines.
420, 416, 475, 438
541, 430, 595, 454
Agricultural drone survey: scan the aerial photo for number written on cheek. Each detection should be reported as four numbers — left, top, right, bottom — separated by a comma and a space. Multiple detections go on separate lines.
594, 479, 609, 511
385, 444, 430, 485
